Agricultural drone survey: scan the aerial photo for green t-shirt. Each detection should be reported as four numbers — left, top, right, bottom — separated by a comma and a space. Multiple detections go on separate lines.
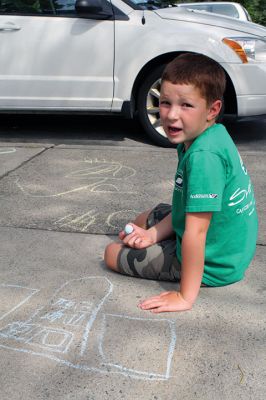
172, 123, 258, 286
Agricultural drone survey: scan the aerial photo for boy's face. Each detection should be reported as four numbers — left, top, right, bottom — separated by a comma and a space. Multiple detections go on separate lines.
159, 81, 221, 149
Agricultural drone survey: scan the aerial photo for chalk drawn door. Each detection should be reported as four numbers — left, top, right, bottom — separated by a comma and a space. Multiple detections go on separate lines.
0, 277, 176, 380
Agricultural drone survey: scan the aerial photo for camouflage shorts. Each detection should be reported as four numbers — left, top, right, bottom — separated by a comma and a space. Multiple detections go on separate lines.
117, 203, 181, 282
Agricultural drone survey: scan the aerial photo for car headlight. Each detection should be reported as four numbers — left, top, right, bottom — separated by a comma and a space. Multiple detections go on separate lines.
223, 37, 266, 63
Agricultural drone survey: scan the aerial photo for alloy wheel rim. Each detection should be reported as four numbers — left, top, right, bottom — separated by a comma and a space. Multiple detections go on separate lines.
146, 78, 167, 138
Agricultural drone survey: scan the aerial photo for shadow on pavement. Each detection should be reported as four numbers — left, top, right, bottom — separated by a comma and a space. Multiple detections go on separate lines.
0, 114, 265, 151
0, 114, 154, 146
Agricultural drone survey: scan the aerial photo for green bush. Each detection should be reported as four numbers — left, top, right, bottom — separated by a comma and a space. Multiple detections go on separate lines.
240, 0, 266, 26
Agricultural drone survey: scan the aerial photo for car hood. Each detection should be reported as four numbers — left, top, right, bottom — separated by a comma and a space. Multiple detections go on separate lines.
154, 8, 266, 38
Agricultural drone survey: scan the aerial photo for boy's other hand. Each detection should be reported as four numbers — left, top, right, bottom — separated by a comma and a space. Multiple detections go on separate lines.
119, 223, 155, 249
138, 291, 193, 313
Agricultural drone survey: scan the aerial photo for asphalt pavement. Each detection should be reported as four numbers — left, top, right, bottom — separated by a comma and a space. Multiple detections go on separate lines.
0, 115, 265, 400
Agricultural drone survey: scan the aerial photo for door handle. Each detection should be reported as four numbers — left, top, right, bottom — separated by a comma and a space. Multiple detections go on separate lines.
0, 22, 21, 31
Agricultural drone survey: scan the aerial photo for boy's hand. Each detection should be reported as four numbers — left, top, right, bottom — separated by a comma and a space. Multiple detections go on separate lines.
119, 223, 155, 249
138, 291, 193, 313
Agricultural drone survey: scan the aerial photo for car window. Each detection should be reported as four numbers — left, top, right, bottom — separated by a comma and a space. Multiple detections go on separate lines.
0, 0, 53, 14
183, 4, 210, 12
210, 4, 239, 19
52, 0, 76, 14
0, 0, 76, 15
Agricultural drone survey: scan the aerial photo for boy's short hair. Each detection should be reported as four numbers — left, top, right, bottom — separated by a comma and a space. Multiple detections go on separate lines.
161, 53, 226, 105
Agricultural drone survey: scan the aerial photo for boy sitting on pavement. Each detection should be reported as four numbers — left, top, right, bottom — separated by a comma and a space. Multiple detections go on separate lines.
104, 53, 258, 313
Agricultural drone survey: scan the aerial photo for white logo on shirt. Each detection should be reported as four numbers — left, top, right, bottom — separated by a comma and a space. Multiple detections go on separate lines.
228, 180, 255, 216
190, 193, 218, 199
175, 172, 183, 191
228, 181, 251, 206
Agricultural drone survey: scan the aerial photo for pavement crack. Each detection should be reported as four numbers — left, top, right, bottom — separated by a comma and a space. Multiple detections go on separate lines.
0, 146, 53, 180
0, 224, 115, 236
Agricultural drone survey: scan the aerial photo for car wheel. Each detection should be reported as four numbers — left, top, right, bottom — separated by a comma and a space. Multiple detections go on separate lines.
137, 65, 174, 147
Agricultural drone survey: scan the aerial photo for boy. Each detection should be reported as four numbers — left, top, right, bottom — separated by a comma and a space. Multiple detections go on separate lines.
104, 53, 258, 313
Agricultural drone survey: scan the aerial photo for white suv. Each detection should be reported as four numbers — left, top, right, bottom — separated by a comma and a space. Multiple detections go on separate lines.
0, 0, 266, 146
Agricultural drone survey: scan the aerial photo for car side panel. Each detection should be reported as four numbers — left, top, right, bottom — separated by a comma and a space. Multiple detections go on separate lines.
0, 15, 114, 110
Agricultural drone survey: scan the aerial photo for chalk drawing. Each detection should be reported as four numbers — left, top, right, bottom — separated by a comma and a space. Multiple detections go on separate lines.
0, 322, 74, 354
0, 284, 39, 321
0, 148, 16, 155
0, 277, 177, 380
98, 313, 176, 380
0, 277, 112, 354
106, 210, 140, 230
53, 209, 140, 232
66, 158, 136, 180
54, 210, 100, 232
15, 159, 137, 197
15, 177, 120, 197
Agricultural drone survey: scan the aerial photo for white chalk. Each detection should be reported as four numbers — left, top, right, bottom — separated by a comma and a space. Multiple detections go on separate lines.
124, 224, 134, 235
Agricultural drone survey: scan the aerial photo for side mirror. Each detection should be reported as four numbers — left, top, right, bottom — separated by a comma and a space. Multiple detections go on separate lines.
75, 0, 103, 14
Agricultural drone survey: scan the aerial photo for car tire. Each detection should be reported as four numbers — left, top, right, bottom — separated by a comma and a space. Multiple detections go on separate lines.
137, 64, 174, 147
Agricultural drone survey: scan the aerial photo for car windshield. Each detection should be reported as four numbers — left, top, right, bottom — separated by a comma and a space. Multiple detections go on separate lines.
127, 0, 175, 10
186, 3, 240, 18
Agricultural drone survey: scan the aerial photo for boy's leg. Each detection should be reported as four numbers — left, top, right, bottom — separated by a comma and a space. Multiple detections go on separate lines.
131, 209, 152, 230
104, 204, 181, 282
117, 239, 180, 281
104, 242, 123, 272
104, 209, 152, 272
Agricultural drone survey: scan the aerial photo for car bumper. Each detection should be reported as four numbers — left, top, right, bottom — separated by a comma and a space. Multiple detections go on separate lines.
237, 95, 266, 117
223, 62, 266, 117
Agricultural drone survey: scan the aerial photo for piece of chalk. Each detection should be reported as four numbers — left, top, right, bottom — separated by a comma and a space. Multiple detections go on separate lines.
124, 224, 134, 235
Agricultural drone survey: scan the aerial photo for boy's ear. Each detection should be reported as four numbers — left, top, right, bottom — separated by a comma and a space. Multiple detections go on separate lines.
207, 100, 222, 121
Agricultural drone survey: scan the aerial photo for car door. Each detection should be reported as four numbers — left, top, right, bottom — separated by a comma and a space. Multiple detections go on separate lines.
0, 0, 114, 110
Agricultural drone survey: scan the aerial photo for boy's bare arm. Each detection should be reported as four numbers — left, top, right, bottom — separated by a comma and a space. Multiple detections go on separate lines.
121, 212, 174, 249
139, 212, 212, 313
180, 212, 212, 304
